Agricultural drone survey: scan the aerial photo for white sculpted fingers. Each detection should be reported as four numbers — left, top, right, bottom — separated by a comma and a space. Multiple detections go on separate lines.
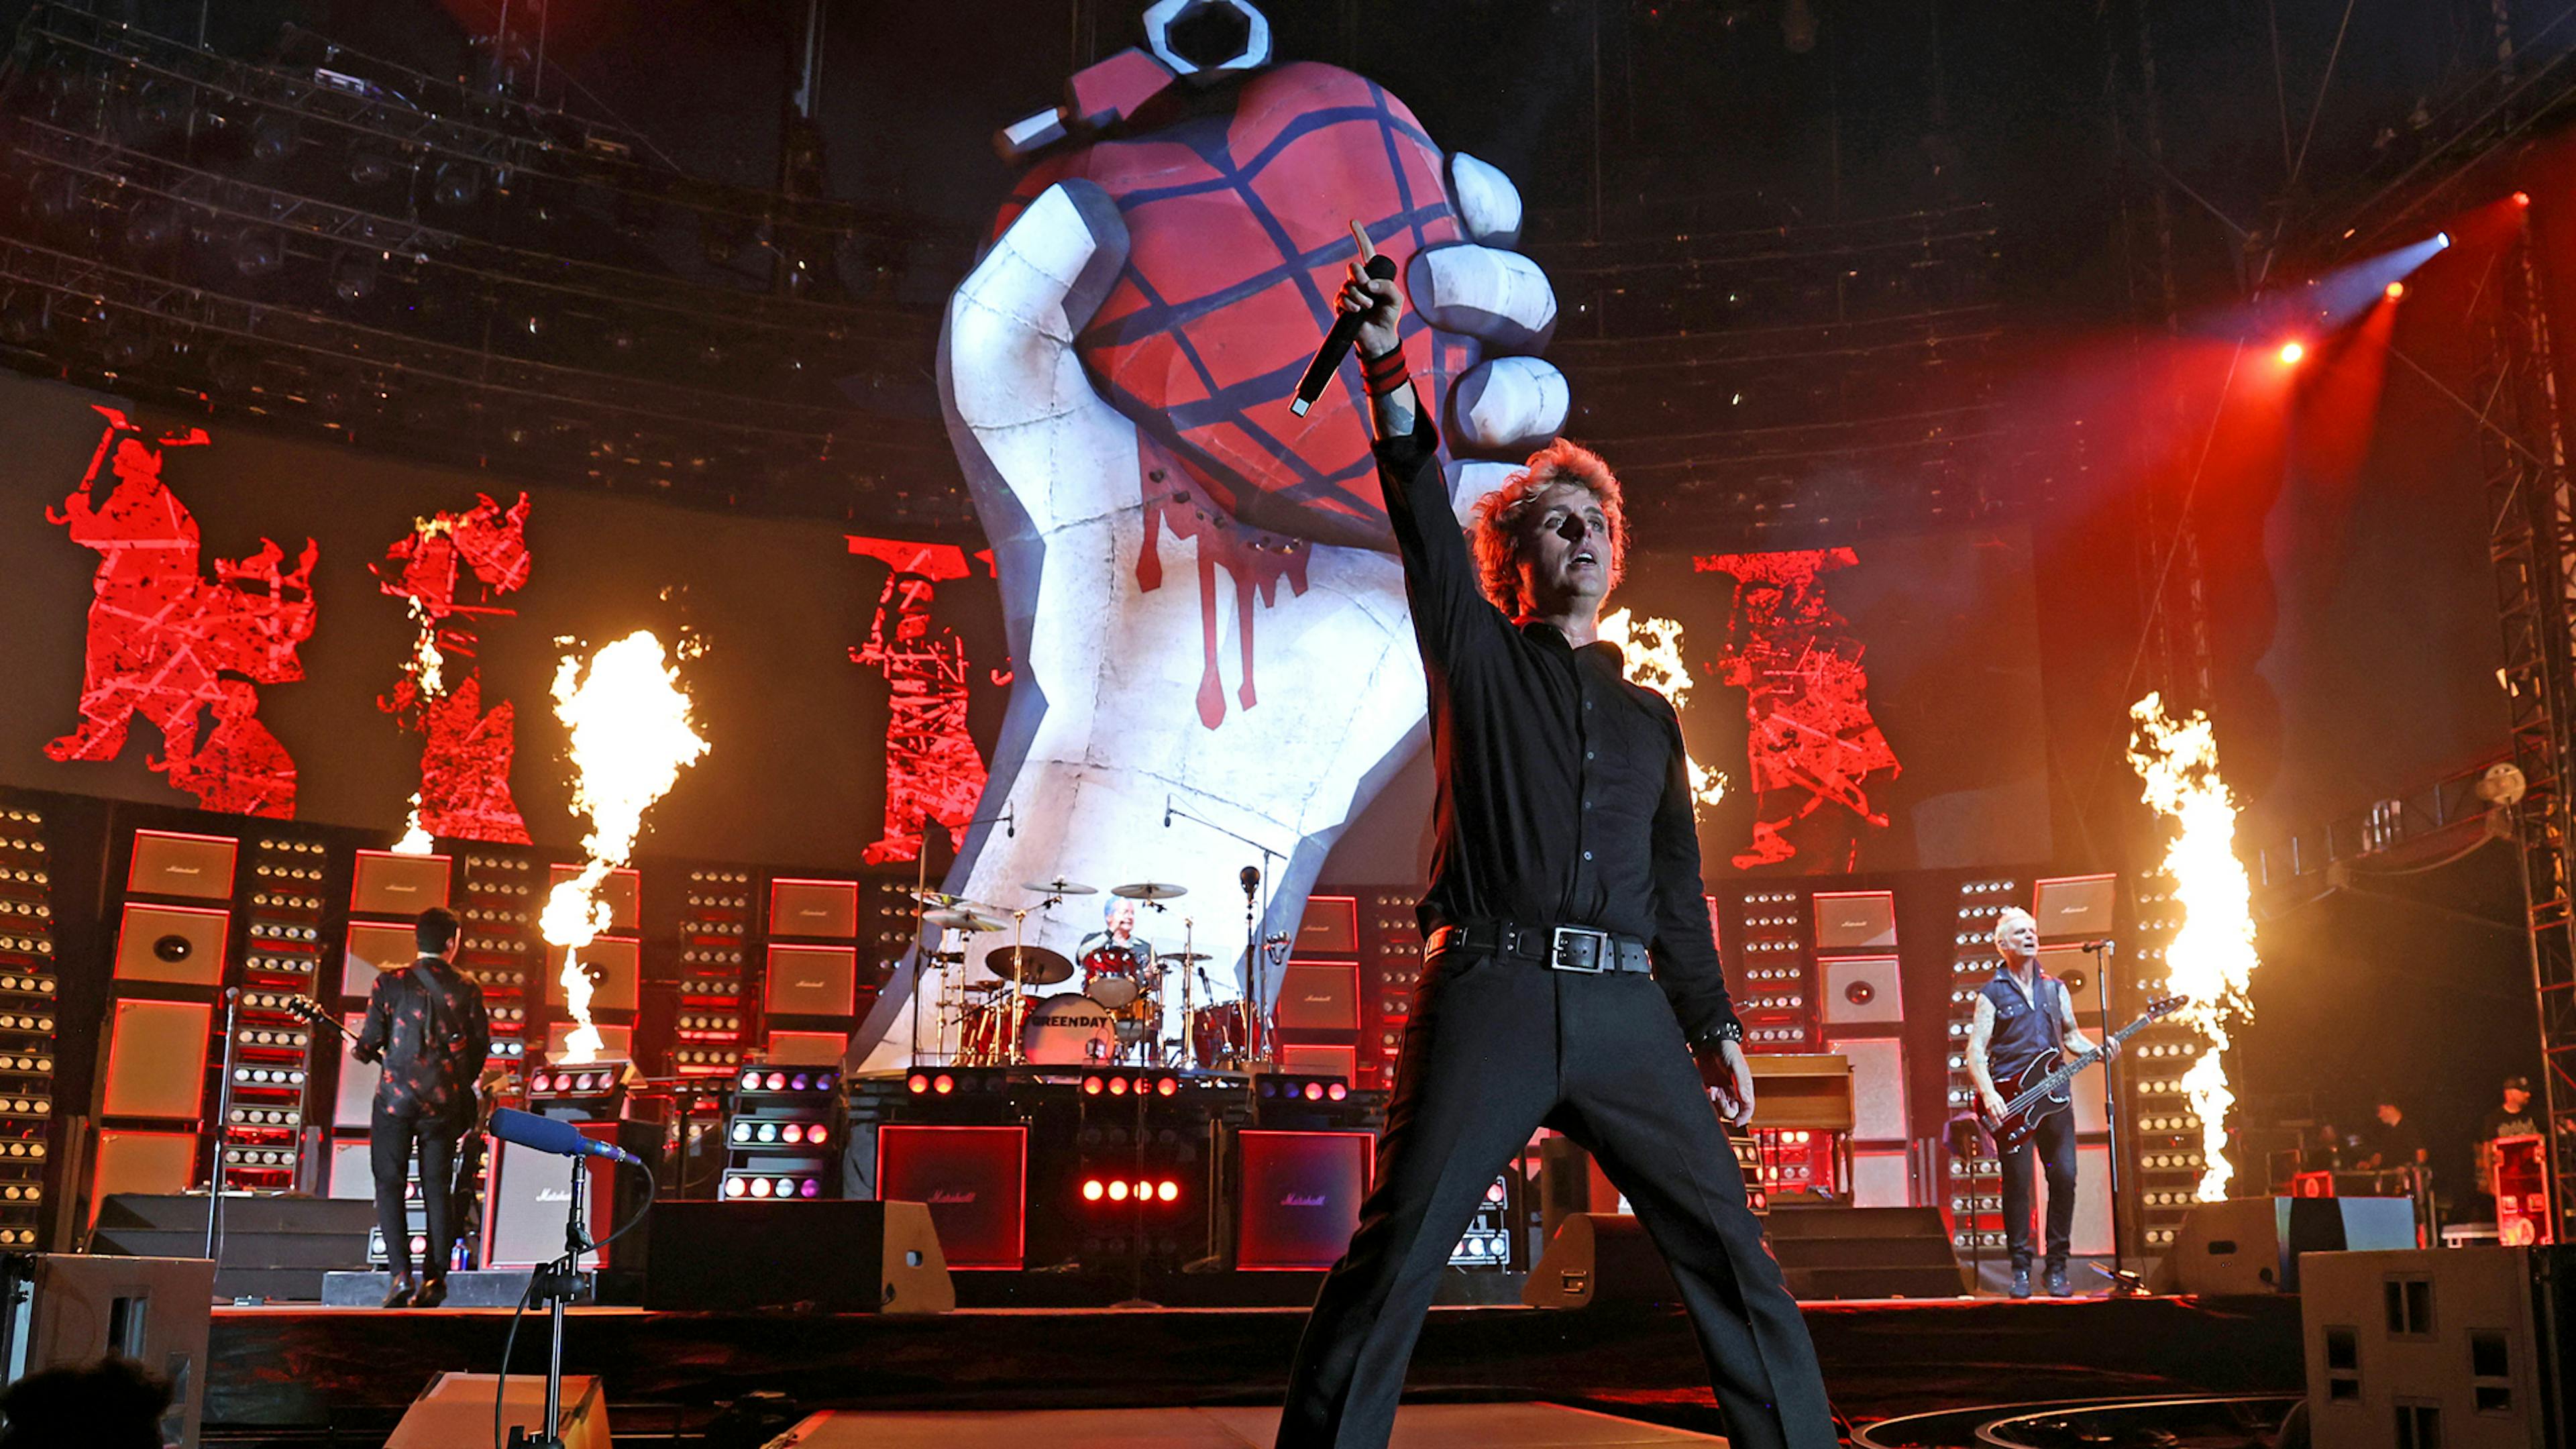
1450, 356, 1569, 451
1405, 243, 1557, 355
1444, 460, 1519, 526
945, 180, 1138, 528
1446, 153, 1523, 248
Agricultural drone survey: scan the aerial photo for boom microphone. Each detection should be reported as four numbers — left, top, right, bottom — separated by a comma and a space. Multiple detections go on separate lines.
1164, 795, 1173, 828
2078, 940, 2112, 954
1240, 865, 1260, 899
491, 1106, 641, 1166
1289, 253, 1399, 418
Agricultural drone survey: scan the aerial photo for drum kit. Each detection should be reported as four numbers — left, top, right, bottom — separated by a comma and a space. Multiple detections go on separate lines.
922, 877, 1262, 1071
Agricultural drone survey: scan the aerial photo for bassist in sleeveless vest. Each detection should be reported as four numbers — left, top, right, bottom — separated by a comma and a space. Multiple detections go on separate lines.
1966, 906, 2115, 1298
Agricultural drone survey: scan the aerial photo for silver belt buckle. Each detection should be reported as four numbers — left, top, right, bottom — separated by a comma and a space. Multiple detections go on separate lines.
1550, 926, 1610, 973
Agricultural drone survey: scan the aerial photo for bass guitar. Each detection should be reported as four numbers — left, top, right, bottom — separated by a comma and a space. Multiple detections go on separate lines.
1982, 993, 2189, 1150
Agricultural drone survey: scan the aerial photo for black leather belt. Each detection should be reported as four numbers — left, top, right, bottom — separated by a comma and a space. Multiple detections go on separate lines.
1428, 918, 1653, 974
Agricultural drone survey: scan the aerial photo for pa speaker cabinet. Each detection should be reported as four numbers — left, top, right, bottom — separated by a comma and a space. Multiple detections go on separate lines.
548, 864, 638, 931
1821, 956, 1902, 1026
543, 936, 639, 1012
2300, 1246, 2573, 1449
641, 1200, 951, 1311
1274, 961, 1360, 1033
1295, 896, 1359, 955
765, 944, 858, 1018
2033, 873, 2116, 943
349, 849, 451, 916
0, 1254, 215, 1447
126, 830, 236, 901
388, 1372, 608, 1449
2148, 1196, 2419, 1295
1236, 1128, 1373, 1271
1523, 1212, 1680, 1307
482, 1122, 655, 1271
112, 903, 229, 986
769, 878, 860, 939
1811, 890, 1896, 952
876, 1124, 1026, 1270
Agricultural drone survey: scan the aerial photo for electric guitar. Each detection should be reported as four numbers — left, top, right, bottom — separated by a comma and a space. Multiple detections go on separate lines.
280, 993, 358, 1045
1981, 994, 2189, 1150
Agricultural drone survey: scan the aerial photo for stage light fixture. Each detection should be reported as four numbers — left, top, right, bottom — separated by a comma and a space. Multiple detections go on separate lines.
331, 251, 379, 303
1083, 1179, 1104, 1201
430, 160, 484, 209
232, 229, 284, 278
2515, 191, 2532, 208
2385, 282, 2405, 301
1108, 1179, 1130, 1201
122, 203, 178, 253
2276, 341, 2305, 366
248, 113, 297, 166
2435, 231, 2452, 249
346, 149, 396, 188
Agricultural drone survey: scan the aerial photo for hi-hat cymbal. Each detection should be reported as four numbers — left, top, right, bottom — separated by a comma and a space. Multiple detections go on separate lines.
985, 945, 1074, 985
924, 906, 1009, 932
1111, 881, 1189, 900
1023, 877, 1098, 896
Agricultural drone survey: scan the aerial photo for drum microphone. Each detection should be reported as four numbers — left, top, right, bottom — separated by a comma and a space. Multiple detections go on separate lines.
1289, 253, 1399, 417
1163, 794, 1173, 828
1240, 865, 1259, 900
490, 1106, 641, 1166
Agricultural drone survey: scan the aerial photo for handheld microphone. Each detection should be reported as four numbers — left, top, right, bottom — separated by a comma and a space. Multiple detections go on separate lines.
1289, 253, 1399, 418
491, 1106, 641, 1166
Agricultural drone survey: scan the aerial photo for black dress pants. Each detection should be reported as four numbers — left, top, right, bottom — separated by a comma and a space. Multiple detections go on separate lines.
1999, 1103, 2078, 1274
371, 1101, 461, 1281
1275, 952, 1837, 1449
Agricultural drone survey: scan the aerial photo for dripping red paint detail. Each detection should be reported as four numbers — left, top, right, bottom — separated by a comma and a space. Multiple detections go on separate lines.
849, 536, 994, 865
1694, 547, 1899, 871
45, 407, 315, 817
1136, 436, 1311, 730
372, 492, 534, 844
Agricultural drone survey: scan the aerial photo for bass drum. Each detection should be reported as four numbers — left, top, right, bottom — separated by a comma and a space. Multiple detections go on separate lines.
1021, 993, 1116, 1066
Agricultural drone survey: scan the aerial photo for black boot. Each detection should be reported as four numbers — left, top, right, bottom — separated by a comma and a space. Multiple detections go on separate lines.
380, 1273, 417, 1309
2045, 1266, 2074, 1298
2008, 1267, 2031, 1299
412, 1275, 449, 1309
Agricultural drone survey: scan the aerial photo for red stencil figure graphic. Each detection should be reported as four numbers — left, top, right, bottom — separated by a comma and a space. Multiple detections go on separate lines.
848, 537, 996, 865
372, 492, 535, 845
1696, 548, 1900, 871
46, 407, 315, 817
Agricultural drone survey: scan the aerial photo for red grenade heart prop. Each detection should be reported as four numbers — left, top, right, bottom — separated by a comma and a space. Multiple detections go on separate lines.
1007, 62, 1477, 550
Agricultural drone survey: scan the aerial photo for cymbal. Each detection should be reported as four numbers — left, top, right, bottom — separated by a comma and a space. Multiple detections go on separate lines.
1024, 877, 1098, 896
985, 945, 1074, 985
924, 906, 1009, 932
911, 889, 1004, 912
1163, 951, 1214, 963
1112, 881, 1189, 901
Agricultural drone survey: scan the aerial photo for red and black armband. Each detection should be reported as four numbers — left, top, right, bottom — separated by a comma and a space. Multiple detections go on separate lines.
1362, 345, 1410, 398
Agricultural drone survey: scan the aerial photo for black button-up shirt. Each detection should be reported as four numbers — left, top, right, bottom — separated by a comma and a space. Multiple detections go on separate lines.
1377, 413, 1741, 1045
354, 956, 491, 1121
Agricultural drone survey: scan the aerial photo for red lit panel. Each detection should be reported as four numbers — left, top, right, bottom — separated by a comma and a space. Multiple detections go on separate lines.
878, 1124, 1026, 1270
126, 830, 236, 900
350, 849, 453, 915
1236, 1129, 1374, 1271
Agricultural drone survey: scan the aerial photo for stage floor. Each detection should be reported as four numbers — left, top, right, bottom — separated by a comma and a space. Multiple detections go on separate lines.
205, 1293, 2305, 1440
773, 1403, 1728, 1448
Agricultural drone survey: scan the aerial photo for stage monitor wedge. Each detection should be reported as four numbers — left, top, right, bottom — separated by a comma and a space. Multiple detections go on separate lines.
640, 1200, 951, 1312
0, 1254, 214, 1448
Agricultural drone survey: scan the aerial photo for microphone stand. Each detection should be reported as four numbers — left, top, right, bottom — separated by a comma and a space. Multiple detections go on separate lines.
511, 1155, 591, 1448
1162, 802, 1283, 1063
909, 803, 1016, 1065
205, 986, 241, 1263
2084, 940, 2135, 1293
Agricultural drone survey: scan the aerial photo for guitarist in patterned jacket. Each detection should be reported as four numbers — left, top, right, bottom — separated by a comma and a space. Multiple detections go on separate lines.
1966, 906, 2116, 1299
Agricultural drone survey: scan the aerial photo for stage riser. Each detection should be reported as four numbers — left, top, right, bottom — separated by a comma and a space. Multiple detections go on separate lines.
89, 1230, 369, 1271
321, 1269, 554, 1307
94, 1193, 376, 1236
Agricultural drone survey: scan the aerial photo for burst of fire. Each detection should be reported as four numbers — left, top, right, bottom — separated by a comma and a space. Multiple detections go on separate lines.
391, 594, 448, 856
2127, 692, 2261, 1201
1601, 609, 1730, 815
539, 630, 709, 1062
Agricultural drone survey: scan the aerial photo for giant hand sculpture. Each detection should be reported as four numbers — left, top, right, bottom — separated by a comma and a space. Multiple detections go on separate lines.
861, 16, 1570, 1066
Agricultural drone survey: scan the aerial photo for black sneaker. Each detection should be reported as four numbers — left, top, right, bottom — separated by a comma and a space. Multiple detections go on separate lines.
2008, 1268, 2031, 1299
2046, 1268, 2074, 1297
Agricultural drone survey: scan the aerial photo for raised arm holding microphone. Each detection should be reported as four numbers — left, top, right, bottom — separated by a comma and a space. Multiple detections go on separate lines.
1273, 233, 1837, 1449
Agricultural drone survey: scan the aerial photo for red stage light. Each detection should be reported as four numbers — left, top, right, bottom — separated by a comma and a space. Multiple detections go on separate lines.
1082, 1075, 1104, 1095
1326, 1081, 1348, 1102
1135, 1179, 1153, 1200
531, 1073, 553, 1093
932, 1073, 955, 1095
765, 1072, 788, 1091
1156, 1077, 1177, 1097
1108, 1180, 1130, 1201
2277, 341, 2306, 366
2385, 282, 2405, 301
1083, 1178, 1104, 1201
2516, 191, 2532, 207
1108, 1075, 1130, 1095
1302, 1081, 1324, 1102
1157, 1180, 1179, 1203
906, 1072, 929, 1093
808, 1124, 827, 1146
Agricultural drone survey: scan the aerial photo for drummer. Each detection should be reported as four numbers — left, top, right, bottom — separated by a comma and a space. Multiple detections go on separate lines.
1077, 897, 1155, 969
